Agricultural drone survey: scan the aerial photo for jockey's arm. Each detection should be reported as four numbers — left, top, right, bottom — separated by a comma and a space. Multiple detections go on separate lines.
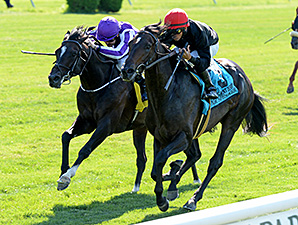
98, 30, 135, 60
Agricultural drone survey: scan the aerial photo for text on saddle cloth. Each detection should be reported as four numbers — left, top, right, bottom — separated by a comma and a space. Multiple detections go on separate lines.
190, 58, 239, 114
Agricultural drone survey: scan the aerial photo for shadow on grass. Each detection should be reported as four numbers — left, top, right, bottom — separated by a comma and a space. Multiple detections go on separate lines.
137, 183, 200, 223
34, 183, 199, 225
283, 107, 298, 116
34, 192, 156, 225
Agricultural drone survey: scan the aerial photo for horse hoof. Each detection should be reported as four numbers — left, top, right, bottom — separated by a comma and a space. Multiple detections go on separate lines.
193, 179, 202, 185
132, 184, 140, 193
57, 176, 71, 191
287, 85, 294, 94
167, 190, 179, 201
158, 198, 170, 212
183, 199, 196, 211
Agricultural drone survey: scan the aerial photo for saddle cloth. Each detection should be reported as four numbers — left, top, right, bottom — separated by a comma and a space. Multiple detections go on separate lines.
190, 58, 239, 115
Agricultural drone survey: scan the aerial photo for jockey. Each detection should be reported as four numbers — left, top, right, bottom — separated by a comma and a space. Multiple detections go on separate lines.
89, 16, 147, 101
160, 8, 219, 99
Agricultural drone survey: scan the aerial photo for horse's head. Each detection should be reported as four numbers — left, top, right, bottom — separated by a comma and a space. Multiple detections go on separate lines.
121, 21, 165, 82
48, 26, 94, 88
291, 7, 298, 49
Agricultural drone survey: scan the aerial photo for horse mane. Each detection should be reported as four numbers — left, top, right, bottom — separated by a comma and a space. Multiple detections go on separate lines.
64, 25, 89, 43
140, 21, 171, 54
141, 20, 165, 37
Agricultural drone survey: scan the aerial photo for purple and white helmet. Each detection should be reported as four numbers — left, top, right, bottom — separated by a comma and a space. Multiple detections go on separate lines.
95, 16, 120, 42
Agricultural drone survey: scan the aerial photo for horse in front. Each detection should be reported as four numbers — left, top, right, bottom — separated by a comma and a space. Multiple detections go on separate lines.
122, 22, 268, 211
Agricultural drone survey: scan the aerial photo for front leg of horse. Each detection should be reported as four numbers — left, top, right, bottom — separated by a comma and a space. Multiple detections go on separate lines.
57, 143, 94, 191
60, 130, 74, 176
166, 140, 202, 201
57, 129, 74, 191
287, 61, 298, 94
155, 133, 191, 211
154, 153, 169, 212
57, 118, 99, 191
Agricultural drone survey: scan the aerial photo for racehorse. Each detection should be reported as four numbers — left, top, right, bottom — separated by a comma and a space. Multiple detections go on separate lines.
122, 22, 268, 211
288, 7, 298, 93
48, 26, 200, 192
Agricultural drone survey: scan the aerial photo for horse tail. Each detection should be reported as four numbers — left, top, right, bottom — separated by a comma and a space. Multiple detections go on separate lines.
243, 93, 268, 137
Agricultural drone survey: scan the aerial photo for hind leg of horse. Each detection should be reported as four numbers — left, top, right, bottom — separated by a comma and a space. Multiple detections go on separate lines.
184, 123, 241, 211
153, 132, 191, 212
287, 60, 298, 94
58, 116, 95, 191
132, 127, 148, 192
167, 139, 202, 201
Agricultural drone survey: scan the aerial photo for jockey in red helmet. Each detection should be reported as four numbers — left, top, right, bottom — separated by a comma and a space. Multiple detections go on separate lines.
89, 16, 147, 101
162, 8, 219, 99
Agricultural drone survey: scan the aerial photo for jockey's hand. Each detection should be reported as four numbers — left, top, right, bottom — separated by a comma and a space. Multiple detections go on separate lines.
89, 41, 101, 52
181, 45, 191, 60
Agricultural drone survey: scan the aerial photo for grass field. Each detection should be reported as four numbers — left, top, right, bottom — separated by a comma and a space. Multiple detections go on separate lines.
1, 0, 298, 224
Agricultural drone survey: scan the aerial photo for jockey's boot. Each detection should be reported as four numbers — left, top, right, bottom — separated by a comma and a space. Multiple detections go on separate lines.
200, 70, 218, 99
135, 75, 148, 102
4, 0, 13, 8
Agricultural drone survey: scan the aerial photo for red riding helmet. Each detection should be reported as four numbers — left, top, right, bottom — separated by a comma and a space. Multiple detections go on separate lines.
164, 8, 190, 30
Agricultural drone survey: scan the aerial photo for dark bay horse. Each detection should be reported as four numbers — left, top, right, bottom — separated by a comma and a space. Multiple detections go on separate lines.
288, 7, 298, 93
122, 23, 268, 211
48, 26, 200, 192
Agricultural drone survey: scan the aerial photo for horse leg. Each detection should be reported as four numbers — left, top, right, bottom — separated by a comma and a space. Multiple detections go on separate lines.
57, 116, 95, 191
184, 122, 240, 211
153, 132, 191, 212
132, 127, 148, 192
167, 139, 202, 201
287, 60, 298, 93
58, 118, 112, 191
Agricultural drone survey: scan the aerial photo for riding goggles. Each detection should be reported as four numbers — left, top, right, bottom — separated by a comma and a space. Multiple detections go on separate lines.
171, 28, 183, 36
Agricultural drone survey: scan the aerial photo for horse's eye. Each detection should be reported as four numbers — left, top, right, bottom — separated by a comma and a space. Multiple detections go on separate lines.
145, 44, 152, 50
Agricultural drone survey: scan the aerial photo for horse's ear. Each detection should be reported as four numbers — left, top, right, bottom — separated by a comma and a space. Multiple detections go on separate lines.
64, 31, 70, 40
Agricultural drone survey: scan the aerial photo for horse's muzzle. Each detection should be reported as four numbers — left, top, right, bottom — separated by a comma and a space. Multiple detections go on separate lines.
121, 67, 136, 82
48, 73, 62, 88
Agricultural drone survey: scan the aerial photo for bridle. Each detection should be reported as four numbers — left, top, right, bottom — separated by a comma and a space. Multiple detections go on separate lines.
54, 39, 92, 85
134, 31, 176, 75
54, 38, 120, 92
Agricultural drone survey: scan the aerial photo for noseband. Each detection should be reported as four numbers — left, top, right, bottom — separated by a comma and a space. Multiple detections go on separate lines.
55, 39, 92, 85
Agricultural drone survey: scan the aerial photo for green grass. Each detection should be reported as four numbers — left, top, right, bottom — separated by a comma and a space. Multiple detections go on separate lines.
1, 0, 298, 224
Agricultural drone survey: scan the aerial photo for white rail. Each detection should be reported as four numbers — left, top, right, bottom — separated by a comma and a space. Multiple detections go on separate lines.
137, 189, 298, 225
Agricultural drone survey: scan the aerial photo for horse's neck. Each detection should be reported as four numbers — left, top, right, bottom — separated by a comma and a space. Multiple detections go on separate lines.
80, 53, 118, 91
146, 59, 174, 103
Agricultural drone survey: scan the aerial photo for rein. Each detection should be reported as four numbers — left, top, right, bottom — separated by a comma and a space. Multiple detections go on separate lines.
55, 39, 120, 92
55, 40, 92, 85
135, 31, 177, 74
80, 76, 121, 93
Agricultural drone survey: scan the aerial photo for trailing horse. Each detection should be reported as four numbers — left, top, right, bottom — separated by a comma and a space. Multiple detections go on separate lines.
288, 7, 298, 93
48, 26, 200, 192
122, 22, 268, 211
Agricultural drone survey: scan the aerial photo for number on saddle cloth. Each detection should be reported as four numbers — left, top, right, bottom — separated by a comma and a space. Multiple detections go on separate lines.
187, 58, 239, 112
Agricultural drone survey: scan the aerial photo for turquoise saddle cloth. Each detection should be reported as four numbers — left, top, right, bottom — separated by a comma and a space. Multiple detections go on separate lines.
190, 59, 239, 115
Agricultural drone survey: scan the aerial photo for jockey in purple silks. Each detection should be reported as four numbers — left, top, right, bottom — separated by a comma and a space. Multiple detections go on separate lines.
89, 16, 147, 101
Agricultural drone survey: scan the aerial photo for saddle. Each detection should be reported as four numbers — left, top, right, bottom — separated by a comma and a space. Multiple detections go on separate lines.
185, 58, 239, 139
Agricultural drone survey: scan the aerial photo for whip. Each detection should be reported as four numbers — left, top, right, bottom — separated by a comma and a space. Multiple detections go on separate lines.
264, 27, 291, 44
